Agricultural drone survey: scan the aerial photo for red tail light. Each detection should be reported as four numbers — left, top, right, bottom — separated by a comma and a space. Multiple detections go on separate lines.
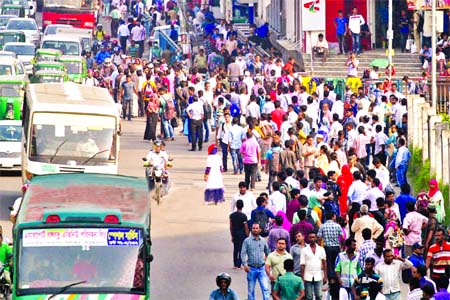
46, 215, 61, 223
104, 215, 119, 224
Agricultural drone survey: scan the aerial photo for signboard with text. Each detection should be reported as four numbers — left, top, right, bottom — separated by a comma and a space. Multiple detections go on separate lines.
22, 228, 140, 247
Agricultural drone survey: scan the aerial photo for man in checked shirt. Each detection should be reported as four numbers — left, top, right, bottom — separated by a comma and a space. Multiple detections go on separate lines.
318, 211, 344, 277
241, 223, 270, 300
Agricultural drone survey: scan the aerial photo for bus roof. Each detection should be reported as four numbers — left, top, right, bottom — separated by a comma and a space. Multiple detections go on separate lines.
27, 82, 119, 117
17, 173, 150, 225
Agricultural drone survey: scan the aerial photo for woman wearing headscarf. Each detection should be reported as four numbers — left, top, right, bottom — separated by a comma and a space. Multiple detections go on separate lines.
204, 144, 225, 205
337, 164, 353, 218
275, 211, 292, 232
428, 179, 445, 223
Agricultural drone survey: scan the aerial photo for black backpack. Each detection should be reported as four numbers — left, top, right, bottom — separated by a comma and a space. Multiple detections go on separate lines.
254, 210, 270, 237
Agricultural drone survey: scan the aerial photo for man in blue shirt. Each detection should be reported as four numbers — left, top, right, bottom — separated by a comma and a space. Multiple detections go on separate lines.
399, 10, 410, 53
334, 10, 348, 55
250, 196, 276, 235
395, 183, 415, 220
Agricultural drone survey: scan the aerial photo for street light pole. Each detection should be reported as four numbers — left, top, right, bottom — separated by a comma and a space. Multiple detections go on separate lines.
388, 0, 393, 81
432, 0, 437, 108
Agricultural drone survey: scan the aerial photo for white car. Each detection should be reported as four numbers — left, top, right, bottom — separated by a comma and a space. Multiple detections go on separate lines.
43, 24, 72, 36
0, 51, 16, 58
0, 120, 22, 170
3, 42, 35, 74
0, 15, 15, 30
6, 17, 40, 47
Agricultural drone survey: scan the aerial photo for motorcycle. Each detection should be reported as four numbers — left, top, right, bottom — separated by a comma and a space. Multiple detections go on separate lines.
142, 158, 171, 205
0, 262, 11, 299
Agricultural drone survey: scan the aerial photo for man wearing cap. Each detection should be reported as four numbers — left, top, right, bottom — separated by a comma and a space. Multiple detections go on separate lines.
402, 201, 428, 257
351, 204, 383, 250
408, 242, 426, 270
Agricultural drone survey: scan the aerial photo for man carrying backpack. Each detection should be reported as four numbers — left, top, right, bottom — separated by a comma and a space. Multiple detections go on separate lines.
265, 133, 283, 192
250, 196, 276, 238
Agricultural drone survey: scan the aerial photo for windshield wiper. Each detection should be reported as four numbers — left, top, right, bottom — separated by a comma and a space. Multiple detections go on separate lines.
49, 140, 67, 163
82, 149, 109, 165
48, 280, 87, 299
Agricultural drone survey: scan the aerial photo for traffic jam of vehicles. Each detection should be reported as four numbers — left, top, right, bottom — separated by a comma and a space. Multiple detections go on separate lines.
0, 0, 153, 299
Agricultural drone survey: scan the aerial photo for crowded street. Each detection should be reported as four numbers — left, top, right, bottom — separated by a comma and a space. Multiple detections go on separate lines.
0, 0, 449, 299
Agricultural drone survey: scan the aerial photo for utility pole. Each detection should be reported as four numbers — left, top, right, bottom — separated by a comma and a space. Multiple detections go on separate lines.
432, 0, 437, 108
387, 0, 393, 81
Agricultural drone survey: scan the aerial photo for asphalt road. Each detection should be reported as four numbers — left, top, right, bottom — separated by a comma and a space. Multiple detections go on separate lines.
0, 118, 268, 300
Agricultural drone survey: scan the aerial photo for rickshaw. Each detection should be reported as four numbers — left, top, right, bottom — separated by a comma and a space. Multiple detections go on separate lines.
0, 76, 27, 120
31, 48, 62, 64
0, 30, 25, 50
31, 69, 67, 83
57, 55, 87, 84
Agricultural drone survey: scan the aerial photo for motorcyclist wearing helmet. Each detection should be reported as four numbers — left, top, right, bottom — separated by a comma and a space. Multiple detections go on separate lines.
94, 24, 105, 41
95, 45, 111, 65
100, 57, 116, 78
209, 273, 239, 300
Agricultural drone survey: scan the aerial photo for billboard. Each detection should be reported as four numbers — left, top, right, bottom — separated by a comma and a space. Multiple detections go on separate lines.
407, 0, 450, 10
302, 0, 326, 31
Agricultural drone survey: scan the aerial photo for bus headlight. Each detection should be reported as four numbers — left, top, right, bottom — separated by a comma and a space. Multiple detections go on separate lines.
84, 22, 94, 27
43, 20, 51, 25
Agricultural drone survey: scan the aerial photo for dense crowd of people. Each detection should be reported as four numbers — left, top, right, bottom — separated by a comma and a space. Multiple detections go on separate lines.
85, 1, 449, 299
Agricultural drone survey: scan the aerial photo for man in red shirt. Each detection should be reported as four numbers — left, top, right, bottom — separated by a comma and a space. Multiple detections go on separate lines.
426, 227, 450, 280
271, 100, 286, 130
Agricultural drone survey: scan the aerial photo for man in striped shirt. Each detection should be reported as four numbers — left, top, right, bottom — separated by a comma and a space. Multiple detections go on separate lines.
426, 227, 450, 281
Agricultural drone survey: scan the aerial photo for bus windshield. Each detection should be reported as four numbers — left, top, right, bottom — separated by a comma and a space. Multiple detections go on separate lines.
18, 227, 146, 294
44, 0, 93, 9
0, 84, 22, 97
63, 61, 81, 74
30, 113, 117, 165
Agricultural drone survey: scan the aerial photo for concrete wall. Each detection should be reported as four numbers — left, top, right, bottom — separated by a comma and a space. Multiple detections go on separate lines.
407, 95, 450, 188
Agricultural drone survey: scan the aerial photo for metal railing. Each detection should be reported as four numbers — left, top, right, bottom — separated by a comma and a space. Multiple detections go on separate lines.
158, 29, 182, 53
426, 78, 450, 114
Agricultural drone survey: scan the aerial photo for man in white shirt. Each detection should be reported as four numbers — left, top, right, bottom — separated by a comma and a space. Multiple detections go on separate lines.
230, 181, 256, 219
300, 232, 327, 300
348, 7, 365, 55
262, 100, 275, 115
374, 249, 412, 299
186, 95, 204, 151
247, 95, 261, 119
373, 158, 390, 191
269, 182, 287, 213
313, 33, 329, 62
329, 113, 343, 141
